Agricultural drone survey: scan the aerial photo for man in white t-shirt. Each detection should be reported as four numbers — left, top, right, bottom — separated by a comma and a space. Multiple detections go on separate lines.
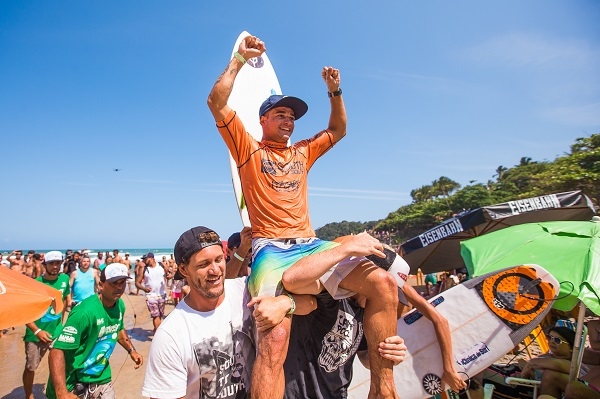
142, 226, 313, 399
135, 252, 170, 334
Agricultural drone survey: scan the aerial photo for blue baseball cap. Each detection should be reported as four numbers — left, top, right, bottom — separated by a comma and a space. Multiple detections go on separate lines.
259, 95, 308, 120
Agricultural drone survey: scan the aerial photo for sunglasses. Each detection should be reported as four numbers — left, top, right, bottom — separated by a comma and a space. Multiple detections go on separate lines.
546, 334, 568, 345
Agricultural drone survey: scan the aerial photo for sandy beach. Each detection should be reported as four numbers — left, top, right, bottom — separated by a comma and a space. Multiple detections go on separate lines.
0, 292, 165, 399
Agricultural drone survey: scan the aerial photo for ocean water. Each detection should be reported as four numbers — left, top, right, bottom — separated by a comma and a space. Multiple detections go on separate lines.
1, 248, 175, 263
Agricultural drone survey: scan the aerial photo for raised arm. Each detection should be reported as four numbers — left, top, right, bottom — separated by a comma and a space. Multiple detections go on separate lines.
322, 66, 346, 142
207, 35, 266, 122
225, 227, 252, 278
402, 284, 466, 392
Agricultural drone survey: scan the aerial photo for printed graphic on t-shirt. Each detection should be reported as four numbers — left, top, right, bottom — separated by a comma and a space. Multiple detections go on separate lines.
318, 308, 364, 373
192, 329, 250, 399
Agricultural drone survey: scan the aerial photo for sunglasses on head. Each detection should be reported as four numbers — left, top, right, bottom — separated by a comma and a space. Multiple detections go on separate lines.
546, 334, 568, 345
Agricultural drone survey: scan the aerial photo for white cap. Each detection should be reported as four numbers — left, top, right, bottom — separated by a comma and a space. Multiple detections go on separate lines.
45, 251, 63, 263
102, 263, 131, 283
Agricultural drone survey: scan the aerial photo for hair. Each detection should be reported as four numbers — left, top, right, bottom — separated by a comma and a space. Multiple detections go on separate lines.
33, 253, 42, 261
549, 326, 576, 348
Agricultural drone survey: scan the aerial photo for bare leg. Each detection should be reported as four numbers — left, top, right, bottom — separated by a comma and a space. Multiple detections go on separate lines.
540, 369, 569, 398
251, 316, 291, 399
339, 263, 399, 399
152, 316, 161, 334
23, 367, 35, 399
564, 380, 600, 399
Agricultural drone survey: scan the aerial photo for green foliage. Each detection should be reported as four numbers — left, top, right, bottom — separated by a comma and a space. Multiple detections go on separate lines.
316, 133, 600, 244
315, 220, 378, 241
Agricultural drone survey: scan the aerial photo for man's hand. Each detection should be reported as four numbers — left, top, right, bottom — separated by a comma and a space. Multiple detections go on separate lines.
130, 351, 144, 369
322, 66, 341, 92
239, 36, 266, 61
378, 335, 407, 365
239, 226, 252, 254
36, 330, 53, 343
248, 296, 289, 332
442, 370, 467, 392
343, 232, 385, 259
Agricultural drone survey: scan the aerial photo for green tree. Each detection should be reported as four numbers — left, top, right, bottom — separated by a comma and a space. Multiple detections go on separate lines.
432, 176, 461, 211
494, 165, 508, 181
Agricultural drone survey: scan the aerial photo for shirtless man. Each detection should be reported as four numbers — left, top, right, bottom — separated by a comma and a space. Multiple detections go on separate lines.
112, 249, 124, 264
8, 250, 26, 273
168, 254, 176, 270
23, 254, 36, 278
93, 251, 104, 269
122, 252, 135, 294
29, 253, 44, 279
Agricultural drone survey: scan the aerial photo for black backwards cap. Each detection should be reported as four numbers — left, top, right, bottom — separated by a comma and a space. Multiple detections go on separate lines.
173, 226, 222, 280
259, 95, 308, 120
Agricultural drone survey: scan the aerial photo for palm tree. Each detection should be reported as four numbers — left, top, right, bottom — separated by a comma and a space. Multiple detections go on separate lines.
410, 185, 435, 203
518, 157, 533, 166
494, 165, 508, 181
433, 176, 461, 211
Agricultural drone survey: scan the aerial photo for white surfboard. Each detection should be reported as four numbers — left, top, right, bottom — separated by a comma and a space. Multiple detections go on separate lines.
227, 31, 282, 226
348, 264, 559, 399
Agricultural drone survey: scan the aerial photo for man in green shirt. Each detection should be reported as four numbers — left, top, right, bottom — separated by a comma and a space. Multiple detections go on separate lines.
22, 250, 70, 399
47, 263, 143, 399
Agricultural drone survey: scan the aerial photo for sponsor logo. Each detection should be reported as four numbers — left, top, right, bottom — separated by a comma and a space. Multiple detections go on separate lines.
419, 219, 463, 247
247, 56, 264, 68
493, 297, 506, 310
99, 323, 120, 338
422, 373, 443, 395
404, 296, 445, 325
455, 342, 491, 367
97, 318, 104, 325
62, 326, 78, 335
506, 194, 561, 217
58, 335, 75, 344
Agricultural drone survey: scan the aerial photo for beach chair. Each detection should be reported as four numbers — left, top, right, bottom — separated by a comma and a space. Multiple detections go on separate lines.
522, 325, 549, 358
505, 324, 588, 399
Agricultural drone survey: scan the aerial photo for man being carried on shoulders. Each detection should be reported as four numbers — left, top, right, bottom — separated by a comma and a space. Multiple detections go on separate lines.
208, 35, 402, 399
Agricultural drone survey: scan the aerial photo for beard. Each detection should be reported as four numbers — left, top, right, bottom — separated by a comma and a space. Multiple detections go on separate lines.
189, 276, 224, 299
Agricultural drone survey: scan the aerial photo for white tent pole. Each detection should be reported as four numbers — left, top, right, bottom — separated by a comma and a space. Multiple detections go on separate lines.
569, 303, 587, 382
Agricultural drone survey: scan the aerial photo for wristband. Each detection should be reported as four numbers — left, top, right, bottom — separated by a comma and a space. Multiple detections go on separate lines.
233, 52, 246, 65
33, 329, 42, 336
328, 88, 342, 98
127, 347, 136, 354
285, 293, 296, 315
233, 252, 245, 262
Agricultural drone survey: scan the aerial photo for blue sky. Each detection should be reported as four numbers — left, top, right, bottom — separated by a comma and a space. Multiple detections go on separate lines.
1, 1, 599, 249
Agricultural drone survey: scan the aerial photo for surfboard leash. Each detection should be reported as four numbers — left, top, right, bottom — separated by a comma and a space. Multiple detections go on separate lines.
113, 292, 138, 384
518, 280, 575, 303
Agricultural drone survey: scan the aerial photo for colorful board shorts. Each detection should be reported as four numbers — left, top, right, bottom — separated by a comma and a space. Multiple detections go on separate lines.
145, 294, 166, 318
248, 237, 363, 299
